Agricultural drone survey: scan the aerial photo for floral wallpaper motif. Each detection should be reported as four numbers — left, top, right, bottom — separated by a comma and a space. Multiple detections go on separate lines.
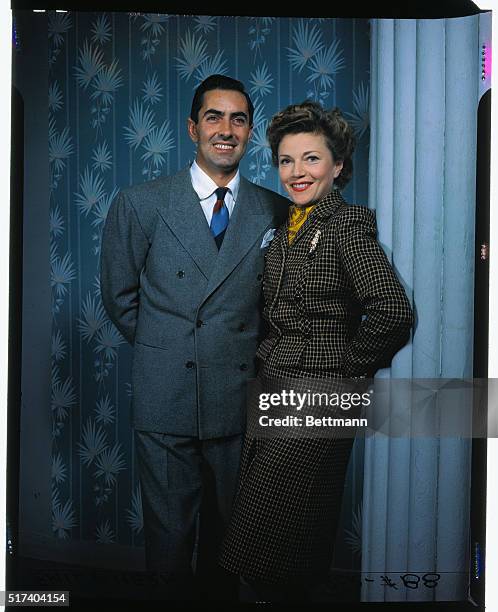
47, 11, 370, 566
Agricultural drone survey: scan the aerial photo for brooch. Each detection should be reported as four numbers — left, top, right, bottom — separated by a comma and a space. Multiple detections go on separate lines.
260, 228, 277, 249
309, 229, 321, 254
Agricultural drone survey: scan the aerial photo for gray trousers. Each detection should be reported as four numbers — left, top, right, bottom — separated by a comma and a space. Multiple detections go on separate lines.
134, 430, 243, 590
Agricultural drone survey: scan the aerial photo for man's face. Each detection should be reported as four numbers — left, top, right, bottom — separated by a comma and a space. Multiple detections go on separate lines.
187, 89, 252, 180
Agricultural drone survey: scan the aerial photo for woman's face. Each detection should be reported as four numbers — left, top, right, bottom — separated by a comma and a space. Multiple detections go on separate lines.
277, 132, 343, 206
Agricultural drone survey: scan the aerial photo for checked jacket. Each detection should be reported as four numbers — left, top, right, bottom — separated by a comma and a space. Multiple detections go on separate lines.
256, 188, 414, 380
219, 188, 414, 585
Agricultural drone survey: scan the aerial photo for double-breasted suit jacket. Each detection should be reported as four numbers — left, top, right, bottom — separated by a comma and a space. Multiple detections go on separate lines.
100, 166, 288, 439
219, 189, 414, 584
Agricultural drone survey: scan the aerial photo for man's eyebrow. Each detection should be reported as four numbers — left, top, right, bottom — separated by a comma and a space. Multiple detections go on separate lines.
203, 108, 223, 117
202, 109, 248, 120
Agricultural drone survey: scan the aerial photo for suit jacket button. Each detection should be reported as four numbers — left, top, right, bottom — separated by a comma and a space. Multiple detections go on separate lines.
238, 323, 245, 332
185, 361, 195, 369
257, 274, 263, 281
240, 363, 248, 371
196, 319, 203, 328
177, 270, 185, 278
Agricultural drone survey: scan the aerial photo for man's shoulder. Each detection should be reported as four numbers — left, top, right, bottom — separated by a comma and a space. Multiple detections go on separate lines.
243, 178, 287, 201
121, 168, 188, 202
241, 177, 289, 216
117, 170, 193, 225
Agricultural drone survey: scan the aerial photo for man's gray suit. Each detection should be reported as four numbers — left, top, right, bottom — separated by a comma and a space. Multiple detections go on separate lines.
100, 166, 288, 585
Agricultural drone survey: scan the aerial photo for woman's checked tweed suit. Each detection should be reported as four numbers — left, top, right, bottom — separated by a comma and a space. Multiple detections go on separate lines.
219, 189, 413, 585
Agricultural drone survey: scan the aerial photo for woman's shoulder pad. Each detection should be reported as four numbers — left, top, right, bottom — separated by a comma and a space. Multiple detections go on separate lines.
334, 203, 375, 221
332, 204, 377, 233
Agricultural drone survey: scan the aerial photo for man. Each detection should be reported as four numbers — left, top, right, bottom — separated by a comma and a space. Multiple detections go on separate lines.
100, 75, 288, 600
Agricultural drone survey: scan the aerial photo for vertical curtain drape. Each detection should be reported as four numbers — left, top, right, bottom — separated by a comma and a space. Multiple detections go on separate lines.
363, 13, 490, 602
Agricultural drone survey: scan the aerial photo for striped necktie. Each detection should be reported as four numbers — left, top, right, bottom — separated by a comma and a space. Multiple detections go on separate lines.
210, 187, 229, 249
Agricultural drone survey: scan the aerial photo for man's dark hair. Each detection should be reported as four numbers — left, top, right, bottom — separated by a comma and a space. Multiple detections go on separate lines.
190, 74, 254, 126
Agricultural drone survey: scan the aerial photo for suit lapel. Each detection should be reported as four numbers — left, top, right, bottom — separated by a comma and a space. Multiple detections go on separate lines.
155, 167, 218, 280
201, 177, 270, 302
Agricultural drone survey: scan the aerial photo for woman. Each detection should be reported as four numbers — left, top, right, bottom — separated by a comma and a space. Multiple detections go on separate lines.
218, 102, 413, 601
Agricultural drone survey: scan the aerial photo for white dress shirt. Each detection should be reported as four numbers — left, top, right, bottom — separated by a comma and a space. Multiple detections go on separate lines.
190, 160, 240, 226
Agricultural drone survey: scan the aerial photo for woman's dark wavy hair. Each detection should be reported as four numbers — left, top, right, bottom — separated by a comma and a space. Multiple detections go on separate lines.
266, 101, 355, 190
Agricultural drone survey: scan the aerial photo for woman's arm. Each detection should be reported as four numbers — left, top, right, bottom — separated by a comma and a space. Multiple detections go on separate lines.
335, 205, 414, 377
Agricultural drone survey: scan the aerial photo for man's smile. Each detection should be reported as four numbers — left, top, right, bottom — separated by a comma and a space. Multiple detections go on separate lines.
213, 143, 236, 151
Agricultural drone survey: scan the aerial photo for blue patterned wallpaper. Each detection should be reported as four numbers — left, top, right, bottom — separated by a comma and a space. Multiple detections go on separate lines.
48, 11, 370, 564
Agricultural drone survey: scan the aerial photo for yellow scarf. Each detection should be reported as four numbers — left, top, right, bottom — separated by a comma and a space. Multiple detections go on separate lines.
288, 204, 316, 244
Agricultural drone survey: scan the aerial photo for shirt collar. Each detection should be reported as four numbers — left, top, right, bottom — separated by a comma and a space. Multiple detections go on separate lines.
190, 160, 240, 202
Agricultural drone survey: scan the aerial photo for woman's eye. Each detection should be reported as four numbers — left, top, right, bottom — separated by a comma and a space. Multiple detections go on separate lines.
306, 156, 319, 162
279, 159, 290, 165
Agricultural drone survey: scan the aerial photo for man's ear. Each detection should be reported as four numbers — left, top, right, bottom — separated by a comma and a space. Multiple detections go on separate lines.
187, 118, 198, 143
248, 125, 254, 141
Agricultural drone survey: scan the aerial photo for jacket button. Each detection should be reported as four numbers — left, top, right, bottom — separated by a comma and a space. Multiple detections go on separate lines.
240, 363, 248, 371
238, 323, 245, 332
185, 361, 195, 369
196, 319, 203, 328
177, 270, 185, 278
257, 274, 263, 281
